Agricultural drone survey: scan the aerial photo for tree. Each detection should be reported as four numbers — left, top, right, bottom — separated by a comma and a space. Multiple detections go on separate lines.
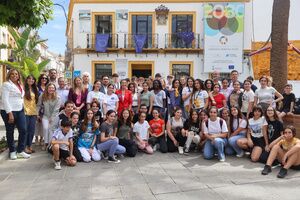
0, 0, 53, 28
0, 27, 50, 79
270, 0, 290, 93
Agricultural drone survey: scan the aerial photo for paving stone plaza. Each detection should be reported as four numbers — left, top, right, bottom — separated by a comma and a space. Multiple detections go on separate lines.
0, 149, 300, 200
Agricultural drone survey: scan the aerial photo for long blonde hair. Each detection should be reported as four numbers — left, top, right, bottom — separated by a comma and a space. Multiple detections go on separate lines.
42, 83, 57, 101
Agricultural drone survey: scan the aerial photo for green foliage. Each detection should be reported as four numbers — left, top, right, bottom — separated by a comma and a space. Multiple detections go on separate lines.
0, 27, 50, 79
0, 0, 53, 28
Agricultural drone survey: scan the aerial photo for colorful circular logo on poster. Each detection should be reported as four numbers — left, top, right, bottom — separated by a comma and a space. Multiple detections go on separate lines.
204, 3, 244, 36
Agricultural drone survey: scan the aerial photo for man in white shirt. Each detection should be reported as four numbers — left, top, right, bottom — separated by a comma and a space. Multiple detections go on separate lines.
57, 77, 69, 109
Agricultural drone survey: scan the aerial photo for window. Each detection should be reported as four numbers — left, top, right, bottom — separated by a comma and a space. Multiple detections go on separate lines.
172, 64, 191, 79
95, 15, 113, 47
171, 15, 193, 48
131, 15, 153, 48
94, 63, 112, 80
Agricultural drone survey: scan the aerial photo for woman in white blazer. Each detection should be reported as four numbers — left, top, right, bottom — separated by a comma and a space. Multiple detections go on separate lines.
0, 69, 30, 160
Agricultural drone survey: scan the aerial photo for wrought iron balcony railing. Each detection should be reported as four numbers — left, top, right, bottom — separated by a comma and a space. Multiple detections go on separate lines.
124, 33, 159, 49
86, 33, 119, 49
165, 33, 200, 49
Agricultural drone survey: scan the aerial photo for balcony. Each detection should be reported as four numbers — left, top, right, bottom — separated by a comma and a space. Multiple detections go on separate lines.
165, 33, 201, 49
86, 33, 119, 50
124, 33, 159, 49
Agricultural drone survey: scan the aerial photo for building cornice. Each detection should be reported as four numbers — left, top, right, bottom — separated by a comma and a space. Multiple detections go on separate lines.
66, 0, 250, 35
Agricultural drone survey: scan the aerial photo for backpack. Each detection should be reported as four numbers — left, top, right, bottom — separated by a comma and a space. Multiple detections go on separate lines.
205, 118, 224, 132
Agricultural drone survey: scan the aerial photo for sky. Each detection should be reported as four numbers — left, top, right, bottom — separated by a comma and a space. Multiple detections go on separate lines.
38, 0, 69, 55
38, 0, 300, 55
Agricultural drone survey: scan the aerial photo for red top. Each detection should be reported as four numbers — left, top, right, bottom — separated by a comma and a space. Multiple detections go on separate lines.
210, 93, 226, 109
149, 118, 165, 136
115, 89, 132, 114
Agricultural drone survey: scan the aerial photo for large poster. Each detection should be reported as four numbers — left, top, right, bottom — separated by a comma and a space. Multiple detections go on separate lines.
203, 3, 245, 73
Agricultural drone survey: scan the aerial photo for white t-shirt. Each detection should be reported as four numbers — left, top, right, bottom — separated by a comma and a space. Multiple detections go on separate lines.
191, 90, 208, 109
105, 93, 119, 111
133, 121, 150, 140
241, 90, 255, 113
232, 118, 247, 134
248, 117, 268, 138
87, 91, 106, 107
52, 128, 73, 151
202, 117, 228, 135
255, 87, 276, 104
182, 86, 193, 107
151, 90, 166, 108
132, 93, 138, 107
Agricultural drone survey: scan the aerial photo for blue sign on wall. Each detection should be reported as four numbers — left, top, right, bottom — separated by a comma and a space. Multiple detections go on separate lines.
73, 70, 81, 78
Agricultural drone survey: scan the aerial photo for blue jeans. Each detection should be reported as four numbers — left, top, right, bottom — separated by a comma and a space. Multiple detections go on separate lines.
25, 115, 37, 147
97, 138, 126, 157
1, 109, 26, 153
225, 133, 246, 155
203, 137, 228, 160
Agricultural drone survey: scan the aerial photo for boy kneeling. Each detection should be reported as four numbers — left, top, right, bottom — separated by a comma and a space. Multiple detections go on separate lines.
48, 119, 77, 170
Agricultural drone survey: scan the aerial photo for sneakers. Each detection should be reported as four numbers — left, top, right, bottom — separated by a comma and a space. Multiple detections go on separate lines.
178, 146, 184, 155
261, 165, 272, 175
54, 161, 62, 170
17, 151, 31, 159
108, 156, 120, 163
117, 154, 124, 159
10, 151, 17, 160
184, 146, 190, 154
219, 158, 226, 162
277, 168, 288, 178
236, 150, 245, 158
153, 144, 157, 152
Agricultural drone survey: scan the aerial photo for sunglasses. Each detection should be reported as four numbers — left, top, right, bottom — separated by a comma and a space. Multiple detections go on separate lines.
42, 77, 48, 80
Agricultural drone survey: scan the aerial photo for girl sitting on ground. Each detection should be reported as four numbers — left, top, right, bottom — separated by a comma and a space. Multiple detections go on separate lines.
98, 110, 125, 163
133, 112, 153, 154
181, 110, 201, 153
114, 109, 137, 157
148, 109, 168, 153
238, 106, 268, 162
202, 106, 228, 162
262, 125, 300, 178
166, 107, 186, 154
225, 106, 247, 157
260, 106, 283, 163
77, 109, 101, 162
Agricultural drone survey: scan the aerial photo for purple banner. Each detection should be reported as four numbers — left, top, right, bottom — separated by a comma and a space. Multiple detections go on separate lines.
133, 34, 147, 53
95, 34, 109, 52
177, 32, 195, 46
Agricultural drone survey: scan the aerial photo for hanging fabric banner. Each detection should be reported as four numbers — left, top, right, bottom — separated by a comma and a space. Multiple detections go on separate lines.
95, 34, 109, 52
134, 34, 147, 53
177, 32, 195, 46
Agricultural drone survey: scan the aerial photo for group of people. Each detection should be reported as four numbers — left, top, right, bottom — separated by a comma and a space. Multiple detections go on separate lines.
1, 68, 300, 178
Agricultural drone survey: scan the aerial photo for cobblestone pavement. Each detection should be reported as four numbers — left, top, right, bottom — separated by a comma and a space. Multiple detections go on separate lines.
1, 146, 300, 200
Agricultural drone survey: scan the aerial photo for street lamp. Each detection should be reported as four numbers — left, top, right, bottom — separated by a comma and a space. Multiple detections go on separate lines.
54, 3, 68, 24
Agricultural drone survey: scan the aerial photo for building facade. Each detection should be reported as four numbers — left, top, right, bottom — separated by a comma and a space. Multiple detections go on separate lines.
66, 0, 253, 82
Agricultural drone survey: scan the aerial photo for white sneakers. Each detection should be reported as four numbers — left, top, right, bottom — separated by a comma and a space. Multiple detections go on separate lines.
219, 158, 226, 162
54, 161, 62, 170
9, 151, 30, 160
178, 146, 184, 155
17, 151, 31, 159
236, 150, 245, 158
10, 152, 17, 160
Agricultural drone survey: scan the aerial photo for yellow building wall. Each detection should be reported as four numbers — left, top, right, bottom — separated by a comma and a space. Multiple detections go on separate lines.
252, 41, 300, 80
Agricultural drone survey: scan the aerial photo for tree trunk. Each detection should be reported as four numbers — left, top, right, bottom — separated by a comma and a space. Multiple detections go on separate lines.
270, 0, 290, 93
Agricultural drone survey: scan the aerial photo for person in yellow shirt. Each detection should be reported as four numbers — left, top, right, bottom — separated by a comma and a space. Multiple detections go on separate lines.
24, 75, 39, 154
261, 125, 300, 178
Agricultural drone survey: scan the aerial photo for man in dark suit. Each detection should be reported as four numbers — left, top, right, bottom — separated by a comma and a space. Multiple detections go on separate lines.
100, 75, 110, 94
